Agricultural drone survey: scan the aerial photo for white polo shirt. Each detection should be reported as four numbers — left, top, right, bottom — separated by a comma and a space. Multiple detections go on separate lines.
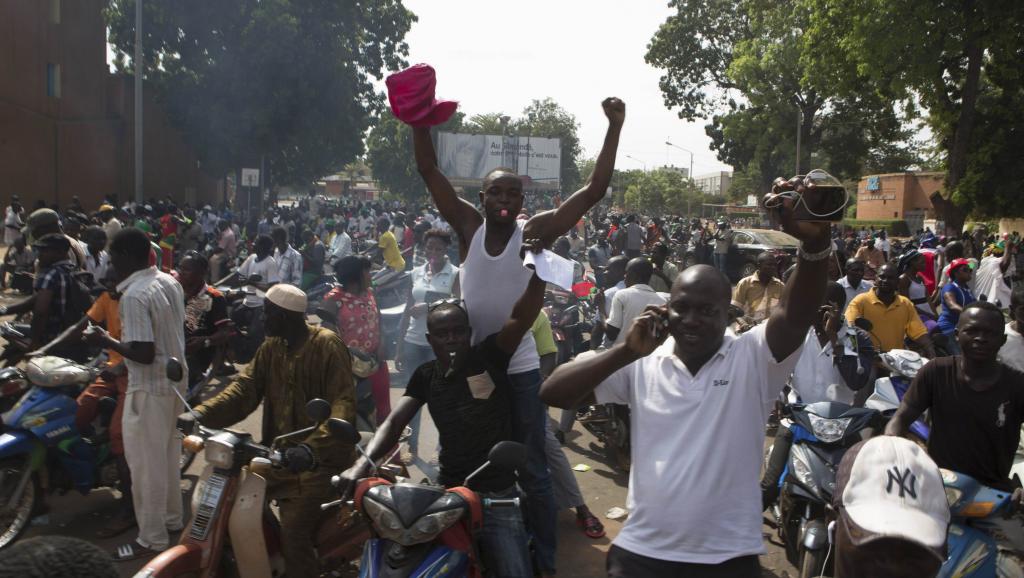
607, 284, 667, 345
595, 323, 802, 563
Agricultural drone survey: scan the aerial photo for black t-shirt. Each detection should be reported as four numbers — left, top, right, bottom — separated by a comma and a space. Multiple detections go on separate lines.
404, 334, 515, 492
904, 357, 1024, 490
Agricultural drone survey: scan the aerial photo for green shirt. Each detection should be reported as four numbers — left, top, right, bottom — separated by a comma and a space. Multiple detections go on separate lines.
196, 325, 356, 498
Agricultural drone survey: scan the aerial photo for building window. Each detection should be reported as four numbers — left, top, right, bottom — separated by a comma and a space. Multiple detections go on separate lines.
894, 212, 898, 218
46, 63, 61, 98
50, 0, 60, 24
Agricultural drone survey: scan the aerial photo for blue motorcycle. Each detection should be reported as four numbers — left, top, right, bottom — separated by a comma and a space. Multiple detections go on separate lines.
0, 355, 196, 549
939, 469, 1024, 577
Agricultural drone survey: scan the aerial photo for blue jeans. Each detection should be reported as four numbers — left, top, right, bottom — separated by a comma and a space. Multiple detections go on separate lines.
508, 369, 557, 574
478, 487, 533, 577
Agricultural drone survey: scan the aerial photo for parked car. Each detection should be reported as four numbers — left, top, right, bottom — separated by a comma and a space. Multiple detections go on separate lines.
682, 228, 799, 283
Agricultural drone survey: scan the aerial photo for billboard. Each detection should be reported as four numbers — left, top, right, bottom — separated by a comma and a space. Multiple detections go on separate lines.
436, 133, 561, 183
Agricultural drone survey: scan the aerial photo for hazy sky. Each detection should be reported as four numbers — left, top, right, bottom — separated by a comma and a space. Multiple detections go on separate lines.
400, 0, 733, 177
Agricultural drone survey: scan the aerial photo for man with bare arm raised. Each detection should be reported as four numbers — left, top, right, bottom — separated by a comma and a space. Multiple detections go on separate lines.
413, 97, 624, 576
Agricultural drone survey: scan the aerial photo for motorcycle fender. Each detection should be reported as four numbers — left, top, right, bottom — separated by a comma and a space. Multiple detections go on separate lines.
228, 470, 272, 578
802, 519, 828, 551
0, 431, 44, 467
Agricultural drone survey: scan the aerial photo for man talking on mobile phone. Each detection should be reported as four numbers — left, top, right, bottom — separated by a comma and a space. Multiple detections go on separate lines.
540, 176, 832, 577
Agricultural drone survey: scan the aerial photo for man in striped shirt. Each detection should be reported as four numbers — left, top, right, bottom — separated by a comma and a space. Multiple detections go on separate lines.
87, 227, 188, 561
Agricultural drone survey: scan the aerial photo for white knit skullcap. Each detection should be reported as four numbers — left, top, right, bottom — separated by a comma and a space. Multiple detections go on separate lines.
265, 284, 307, 313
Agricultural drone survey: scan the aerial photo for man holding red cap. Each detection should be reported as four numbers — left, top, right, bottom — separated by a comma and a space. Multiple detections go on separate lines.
407, 68, 625, 574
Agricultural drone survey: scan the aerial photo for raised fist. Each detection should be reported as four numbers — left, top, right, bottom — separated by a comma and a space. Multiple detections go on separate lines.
602, 97, 625, 125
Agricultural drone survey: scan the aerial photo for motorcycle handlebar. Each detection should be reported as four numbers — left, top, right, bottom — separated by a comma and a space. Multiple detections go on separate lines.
482, 497, 520, 509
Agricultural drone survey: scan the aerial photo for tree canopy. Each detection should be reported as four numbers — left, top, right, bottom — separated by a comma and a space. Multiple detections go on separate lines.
106, 0, 416, 187
646, 0, 921, 198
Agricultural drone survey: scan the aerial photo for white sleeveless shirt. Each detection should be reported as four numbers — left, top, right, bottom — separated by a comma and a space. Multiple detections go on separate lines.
459, 220, 539, 373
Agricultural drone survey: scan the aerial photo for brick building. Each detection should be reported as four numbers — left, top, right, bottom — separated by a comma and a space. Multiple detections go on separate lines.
855, 172, 944, 232
0, 0, 221, 212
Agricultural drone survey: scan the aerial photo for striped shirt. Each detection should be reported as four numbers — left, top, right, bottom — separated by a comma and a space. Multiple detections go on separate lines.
117, 267, 187, 395
275, 245, 303, 287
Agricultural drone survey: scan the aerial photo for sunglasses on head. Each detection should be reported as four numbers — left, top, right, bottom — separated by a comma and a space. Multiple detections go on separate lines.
428, 297, 464, 313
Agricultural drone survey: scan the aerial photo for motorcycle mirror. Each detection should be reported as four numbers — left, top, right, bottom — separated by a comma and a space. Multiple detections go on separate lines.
487, 441, 527, 470
306, 398, 331, 424
166, 358, 184, 382
326, 418, 360, 444
853, 317, 873, 332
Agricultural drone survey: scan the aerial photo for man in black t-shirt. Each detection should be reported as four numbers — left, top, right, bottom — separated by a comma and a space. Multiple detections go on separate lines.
336, 267, 546, 577
887, 301, 1024, 553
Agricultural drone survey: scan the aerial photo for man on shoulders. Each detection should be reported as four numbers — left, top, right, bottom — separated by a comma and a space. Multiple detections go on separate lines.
540, 177, 832, 576
845, 264, 935, 356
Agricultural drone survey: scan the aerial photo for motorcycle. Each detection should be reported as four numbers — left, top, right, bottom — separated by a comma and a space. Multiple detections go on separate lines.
0, 356, 190, 549
767, 400, 878, 578
326, 420, 527, 578
215, 274, 263, 365
864, 349, 930, 445
573, 351, 631, 473
936, 469, 1024, 577
136, 396, 406, 578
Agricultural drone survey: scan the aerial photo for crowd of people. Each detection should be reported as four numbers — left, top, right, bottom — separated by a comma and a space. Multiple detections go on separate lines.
0, 100, 1021, 577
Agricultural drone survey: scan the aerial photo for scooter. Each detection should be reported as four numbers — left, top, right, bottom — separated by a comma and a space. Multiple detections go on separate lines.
0, 356, 187, 550
136, 394, 407, 578
937, 469, 1024, 577
325, 420, 527, 578
768, 401, 878, 578
864, 349, 930, 444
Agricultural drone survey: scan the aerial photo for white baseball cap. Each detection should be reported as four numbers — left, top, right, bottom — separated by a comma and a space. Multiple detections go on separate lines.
265, 284, 307, 313
835, 436, 950, 562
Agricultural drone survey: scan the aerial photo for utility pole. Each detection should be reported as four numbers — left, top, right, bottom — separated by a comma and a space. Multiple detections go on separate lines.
134, 0, 143, 204
795, 107, 801, 175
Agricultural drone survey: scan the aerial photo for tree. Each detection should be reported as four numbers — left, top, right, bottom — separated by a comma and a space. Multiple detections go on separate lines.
365, 111, 464, 202
106, 0, 416, 188
623, 169, 704, 216
802, 0, 1024, 229
646, 0, 920, 195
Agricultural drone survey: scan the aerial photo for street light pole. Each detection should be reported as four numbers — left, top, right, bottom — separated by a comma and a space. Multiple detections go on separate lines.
625, 155, 646, 172
794, 107, 802, 175
134, 0, 143, 204
665, 140, 694, 181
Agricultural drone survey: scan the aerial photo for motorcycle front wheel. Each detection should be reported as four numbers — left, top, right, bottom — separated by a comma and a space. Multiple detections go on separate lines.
798, 546, 827, 578
0, 459, 39, 549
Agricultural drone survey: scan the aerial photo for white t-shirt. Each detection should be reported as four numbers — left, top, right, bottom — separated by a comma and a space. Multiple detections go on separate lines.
607, 284, 667, 345
790, 327, 855, 405
974, 256, 1014, 309
595, 323, 802, 563
998, 322, 1024, 373
237, 254, 280, 308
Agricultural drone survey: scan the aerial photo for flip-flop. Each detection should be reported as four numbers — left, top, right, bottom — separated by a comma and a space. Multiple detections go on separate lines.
112, 541, 161, 562
577, 514, 606, 539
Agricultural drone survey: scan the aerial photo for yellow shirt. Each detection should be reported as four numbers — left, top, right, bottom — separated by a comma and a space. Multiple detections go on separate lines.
88, 292, 123, 366
531, 311, 558, 357
732, 274, 785, 323
845, 289, 927, 351
379, 231, 406, 271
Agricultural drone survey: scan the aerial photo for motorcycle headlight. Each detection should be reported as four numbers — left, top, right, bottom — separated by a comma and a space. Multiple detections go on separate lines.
203, 438, 234, 469
807, 415, 852, 443
363, 497, 406, 543
405, 508, 465, 545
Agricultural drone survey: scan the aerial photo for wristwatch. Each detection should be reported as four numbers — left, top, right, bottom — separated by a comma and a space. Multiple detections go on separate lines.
203, 338, 212, 349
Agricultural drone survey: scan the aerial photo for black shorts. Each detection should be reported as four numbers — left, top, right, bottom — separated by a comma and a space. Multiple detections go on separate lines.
606, 545, 760, 578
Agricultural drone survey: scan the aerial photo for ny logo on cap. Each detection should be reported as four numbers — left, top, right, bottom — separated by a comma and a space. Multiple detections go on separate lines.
886, 466, 917, 499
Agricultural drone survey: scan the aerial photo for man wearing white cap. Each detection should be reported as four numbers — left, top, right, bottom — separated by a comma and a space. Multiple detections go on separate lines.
182, 283, 356, 578
833, 436, 950, 577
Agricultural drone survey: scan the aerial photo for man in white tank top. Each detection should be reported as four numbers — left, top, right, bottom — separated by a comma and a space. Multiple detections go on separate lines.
412, 97, 625, 576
